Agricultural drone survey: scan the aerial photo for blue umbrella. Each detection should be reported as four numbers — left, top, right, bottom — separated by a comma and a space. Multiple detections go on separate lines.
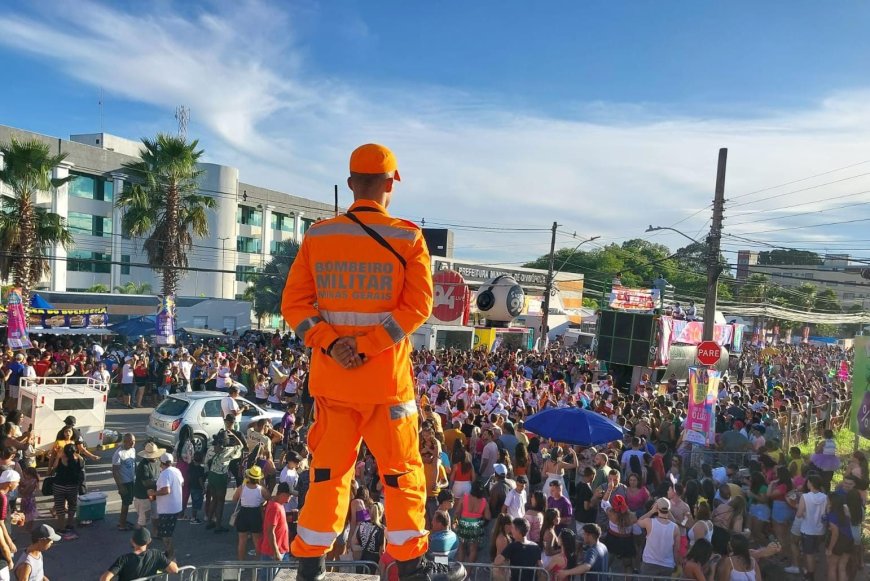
524, 406, 625, 446
29, 293, 54, 309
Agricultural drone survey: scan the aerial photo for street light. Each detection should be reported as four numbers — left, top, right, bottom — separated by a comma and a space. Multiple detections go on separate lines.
555, 235, 601, 276
645, 225, 702, 245
646, 225, 721, 341
540, 234, 600, 351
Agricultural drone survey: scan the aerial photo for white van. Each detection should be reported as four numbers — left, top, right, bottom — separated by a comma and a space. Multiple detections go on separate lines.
18, 377, 109, 453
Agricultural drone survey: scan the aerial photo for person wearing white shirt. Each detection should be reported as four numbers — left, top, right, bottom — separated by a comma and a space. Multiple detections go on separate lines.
451, 374, 465, 395
279, 453, 301, 513
120, 359, 136, 409
221, 387, 249, 428
150, 453, 184, 559
503, 477, 528, 519
178, 357, 193, 392
91, 362, 112, 386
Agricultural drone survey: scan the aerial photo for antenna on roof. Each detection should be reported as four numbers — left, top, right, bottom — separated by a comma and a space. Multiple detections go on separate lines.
175, 105, 190, 140
99, 88, 104, 133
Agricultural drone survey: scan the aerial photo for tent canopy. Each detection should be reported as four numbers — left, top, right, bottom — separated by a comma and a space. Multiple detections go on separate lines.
29, 294, 54, 309
109, 315, 156, 337
180, 327, 227, 338
29, 327, 115, 336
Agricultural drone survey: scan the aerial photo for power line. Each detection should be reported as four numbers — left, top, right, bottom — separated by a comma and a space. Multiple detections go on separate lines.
727, 172, 870, 210
727, 198, 870, 228
728, 160, 870, 201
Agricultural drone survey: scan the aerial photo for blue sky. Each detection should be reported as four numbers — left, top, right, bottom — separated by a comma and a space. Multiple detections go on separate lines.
2, 1, 870, 265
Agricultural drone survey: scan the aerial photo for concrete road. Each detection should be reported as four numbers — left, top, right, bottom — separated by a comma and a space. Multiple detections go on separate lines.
21, 401, 241, 580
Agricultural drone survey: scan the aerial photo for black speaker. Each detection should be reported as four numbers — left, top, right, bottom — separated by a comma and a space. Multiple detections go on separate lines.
595, 311, 657, 367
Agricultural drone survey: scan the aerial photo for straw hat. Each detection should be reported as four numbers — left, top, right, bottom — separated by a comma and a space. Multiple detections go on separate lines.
245, 466, 264, 480
137, 442, 166, 459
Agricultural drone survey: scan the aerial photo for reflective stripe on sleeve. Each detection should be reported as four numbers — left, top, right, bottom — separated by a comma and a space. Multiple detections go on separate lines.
306, 223, 416, 241
294, 316, 322, 341
382, 315, 406, 344
320, 310, 390, 327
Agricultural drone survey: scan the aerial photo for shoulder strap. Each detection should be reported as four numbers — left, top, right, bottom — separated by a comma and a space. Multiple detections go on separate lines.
344, 212, 407, 269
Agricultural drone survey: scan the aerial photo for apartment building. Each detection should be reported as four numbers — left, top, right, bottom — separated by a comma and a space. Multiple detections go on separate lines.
737, 250, 870, 308
0, 125, 337, 300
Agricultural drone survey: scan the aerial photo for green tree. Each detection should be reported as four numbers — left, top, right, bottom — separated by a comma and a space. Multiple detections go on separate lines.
814, 288, 841, 313
0, 139, 75, 298
247, 240, 300, 325
85, 284, 109, 293
114, 281, 153, 294
115, 134, 216, 298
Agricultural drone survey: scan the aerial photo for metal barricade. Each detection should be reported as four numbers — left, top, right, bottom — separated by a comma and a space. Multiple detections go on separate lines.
185, 560, 379, 580
132, 565, 196, 581
689, 448, 754, 471
384, 560, 550, 580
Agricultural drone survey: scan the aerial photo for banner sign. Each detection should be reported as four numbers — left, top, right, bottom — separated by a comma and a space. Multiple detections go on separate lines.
154, 295, 176, 346
27, 307, 107, 328
430, 269, 471, 326
433, 258, 549, 287
608, 286, 660, 312
6, 289, 32, 350
685, 367, 720, 446
852, 336, 870, 439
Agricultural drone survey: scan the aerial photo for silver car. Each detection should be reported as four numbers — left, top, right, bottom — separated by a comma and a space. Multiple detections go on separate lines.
146, 391, 285, 454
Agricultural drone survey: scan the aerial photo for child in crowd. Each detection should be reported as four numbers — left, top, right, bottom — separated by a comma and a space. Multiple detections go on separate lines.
18, 467, 39, 533
187, 452, 206, 524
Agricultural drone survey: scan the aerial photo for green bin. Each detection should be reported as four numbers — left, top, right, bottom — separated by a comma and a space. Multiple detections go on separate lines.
77, 492, 107, 521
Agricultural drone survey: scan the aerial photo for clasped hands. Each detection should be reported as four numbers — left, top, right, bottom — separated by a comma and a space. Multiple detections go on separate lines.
329, 337, 365, 369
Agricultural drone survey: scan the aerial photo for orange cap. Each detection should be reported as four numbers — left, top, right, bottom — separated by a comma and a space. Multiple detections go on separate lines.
349, 143, 401, 181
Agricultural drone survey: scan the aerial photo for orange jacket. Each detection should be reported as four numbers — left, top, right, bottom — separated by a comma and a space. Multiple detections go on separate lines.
281, 199, 433, 404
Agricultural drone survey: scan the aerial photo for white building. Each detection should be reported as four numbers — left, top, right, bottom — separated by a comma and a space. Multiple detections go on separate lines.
737, 250, 870, 308
0, 125, 338, 300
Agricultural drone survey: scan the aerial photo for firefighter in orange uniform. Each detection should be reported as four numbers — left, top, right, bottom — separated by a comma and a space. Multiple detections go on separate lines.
281, 144, 465, 581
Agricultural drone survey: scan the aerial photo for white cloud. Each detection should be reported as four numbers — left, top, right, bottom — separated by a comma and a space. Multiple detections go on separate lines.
2, 1, 870, 264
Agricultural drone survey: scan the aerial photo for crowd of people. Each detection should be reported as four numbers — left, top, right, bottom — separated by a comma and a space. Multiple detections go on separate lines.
0, 333, 866, 580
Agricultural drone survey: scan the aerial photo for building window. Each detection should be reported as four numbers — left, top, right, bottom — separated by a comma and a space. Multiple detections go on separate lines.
301, 218, 316, 235
235, 265, 258, 282
270, 212, 294, 232
236, 205, 262, 227
844, 292, 855, 300
236, 236, 261, 254
68, 212, 112, 237
192, 316, 208, 328
121, 255, 131, 275
68, 250, 111, 273
803, 273, 814, 279
69, 172, 114, 202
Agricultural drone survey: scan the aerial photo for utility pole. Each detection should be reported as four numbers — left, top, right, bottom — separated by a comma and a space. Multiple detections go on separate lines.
703, 148, 728, 341
540, 221, 558, 351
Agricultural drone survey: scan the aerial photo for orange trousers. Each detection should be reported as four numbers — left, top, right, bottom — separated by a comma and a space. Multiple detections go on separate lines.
290, 397, 428, 562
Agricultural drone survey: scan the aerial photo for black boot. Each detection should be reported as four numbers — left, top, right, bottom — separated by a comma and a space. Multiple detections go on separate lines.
296, 556, 326, 581
396, 555, 466, 581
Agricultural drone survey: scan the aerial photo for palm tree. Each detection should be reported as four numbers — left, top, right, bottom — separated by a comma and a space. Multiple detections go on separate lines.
114, 281, 153, 294
248, 240, 300, 326
115, 134, 216, 298
0, 139, 75, 299
85, 283, 110, 293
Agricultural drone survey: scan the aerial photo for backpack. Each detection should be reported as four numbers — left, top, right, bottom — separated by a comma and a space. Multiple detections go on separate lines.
528, 454, 543, 488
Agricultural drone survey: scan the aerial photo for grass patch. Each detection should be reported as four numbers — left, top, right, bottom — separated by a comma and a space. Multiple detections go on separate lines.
796, 425, 868, 457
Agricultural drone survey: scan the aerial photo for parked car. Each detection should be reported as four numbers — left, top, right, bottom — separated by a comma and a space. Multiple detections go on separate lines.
146, 391, 284, 454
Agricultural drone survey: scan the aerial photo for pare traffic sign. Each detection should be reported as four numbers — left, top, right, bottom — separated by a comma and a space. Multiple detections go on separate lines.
696, 341, 722, 366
